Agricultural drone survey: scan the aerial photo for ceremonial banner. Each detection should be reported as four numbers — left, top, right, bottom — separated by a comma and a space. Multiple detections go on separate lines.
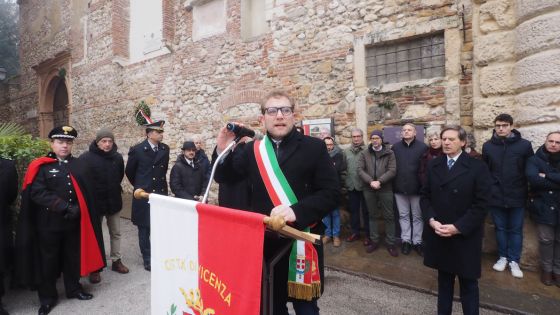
150, 194, 265, 315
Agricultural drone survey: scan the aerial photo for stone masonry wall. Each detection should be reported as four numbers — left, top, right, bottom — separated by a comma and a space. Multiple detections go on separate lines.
4, 0, 558, 267
472, 0, 560, 270
6, 0, 468, 150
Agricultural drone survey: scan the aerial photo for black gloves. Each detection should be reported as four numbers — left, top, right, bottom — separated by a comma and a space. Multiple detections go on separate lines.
64, 203, 80, 220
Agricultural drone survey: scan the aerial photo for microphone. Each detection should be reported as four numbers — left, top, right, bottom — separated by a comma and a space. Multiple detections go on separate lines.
226, 122, 255, 139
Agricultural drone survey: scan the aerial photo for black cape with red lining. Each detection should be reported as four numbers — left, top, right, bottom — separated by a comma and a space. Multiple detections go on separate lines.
14, 154, 106, 288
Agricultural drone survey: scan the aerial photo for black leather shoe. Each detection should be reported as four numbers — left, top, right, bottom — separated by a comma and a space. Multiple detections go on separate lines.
38, 304, 55, 315
70, 292, 93, 300
401, 242, 412, 255
414, 243, 424, 257
144, 264, 151, 272
365, 241, 379, 253
387, 245, 399, 257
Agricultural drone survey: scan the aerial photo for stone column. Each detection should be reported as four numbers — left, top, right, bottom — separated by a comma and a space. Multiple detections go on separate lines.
513, 0, 560, 269
474, 0, 560, 270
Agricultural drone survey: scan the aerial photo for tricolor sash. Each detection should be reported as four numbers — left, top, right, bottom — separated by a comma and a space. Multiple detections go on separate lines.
254, 136, 321, 301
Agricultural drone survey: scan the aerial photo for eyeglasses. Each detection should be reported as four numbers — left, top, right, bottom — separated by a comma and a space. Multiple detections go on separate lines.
494, 123, 510, 129
263, 107, 293, 116
351, 135, 363, 138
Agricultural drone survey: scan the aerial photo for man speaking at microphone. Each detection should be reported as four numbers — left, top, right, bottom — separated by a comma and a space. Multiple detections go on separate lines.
215, 90, 340, 315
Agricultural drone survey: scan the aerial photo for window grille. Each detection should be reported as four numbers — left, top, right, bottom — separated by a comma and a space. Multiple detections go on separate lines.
366, 33, 445, 86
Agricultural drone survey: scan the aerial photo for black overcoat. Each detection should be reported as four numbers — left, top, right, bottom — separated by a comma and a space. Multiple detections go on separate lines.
215, 129, 340, 301
79, 141, 125, 215
170, 155, 207, 200
212, 145, 251, 210
0, 158, 18, 273
420, 153, 492, 279
125, 139, 169, 227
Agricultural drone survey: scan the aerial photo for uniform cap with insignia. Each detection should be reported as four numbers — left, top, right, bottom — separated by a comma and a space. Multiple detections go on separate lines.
145, 120, 165, 132
134, 104, 165, 132
48, 125, 78, 139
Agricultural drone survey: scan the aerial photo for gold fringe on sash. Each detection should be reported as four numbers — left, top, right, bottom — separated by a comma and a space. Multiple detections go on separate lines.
287, 281, 322, 301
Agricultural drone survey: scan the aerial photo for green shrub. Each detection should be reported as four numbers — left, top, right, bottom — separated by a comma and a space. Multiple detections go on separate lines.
0, 134, 50, 176
0, 130, 49, 238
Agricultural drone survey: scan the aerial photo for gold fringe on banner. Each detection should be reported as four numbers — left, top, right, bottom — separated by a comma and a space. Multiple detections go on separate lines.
287, 281, 322, 301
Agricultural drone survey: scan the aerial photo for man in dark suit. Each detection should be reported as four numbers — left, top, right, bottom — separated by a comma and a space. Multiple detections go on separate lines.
125, 121, 169, 271
170, 141, 207, 201
0, 158, 17, 315
215, 90, 339, 315
420, 125, 492, 315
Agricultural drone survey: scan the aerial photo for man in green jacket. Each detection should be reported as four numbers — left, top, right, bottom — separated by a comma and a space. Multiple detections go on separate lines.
344, 128, 369, 245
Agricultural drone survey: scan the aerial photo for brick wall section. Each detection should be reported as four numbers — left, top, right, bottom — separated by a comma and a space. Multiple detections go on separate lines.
112, 0, 129, 59
459, 3, 474, 130
162, 0, 175, 47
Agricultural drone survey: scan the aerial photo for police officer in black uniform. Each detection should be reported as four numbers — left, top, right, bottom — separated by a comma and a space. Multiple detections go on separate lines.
125, 120, 169, 271
16, 126, 105, 315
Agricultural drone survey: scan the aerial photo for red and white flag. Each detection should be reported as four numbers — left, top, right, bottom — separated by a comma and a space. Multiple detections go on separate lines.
150, 194, 265, 315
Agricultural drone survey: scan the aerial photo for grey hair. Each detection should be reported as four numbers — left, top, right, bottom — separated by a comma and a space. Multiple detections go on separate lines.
427, 132, 440, 139
350, 127, 363, 135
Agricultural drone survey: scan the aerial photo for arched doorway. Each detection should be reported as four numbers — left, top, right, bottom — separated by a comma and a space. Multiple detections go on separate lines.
33, 51, 72, 137
52, 79, 69, 126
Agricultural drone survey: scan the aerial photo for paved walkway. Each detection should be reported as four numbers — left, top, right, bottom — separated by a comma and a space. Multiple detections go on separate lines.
4, 218, 508, 315
324, 233, 560, 315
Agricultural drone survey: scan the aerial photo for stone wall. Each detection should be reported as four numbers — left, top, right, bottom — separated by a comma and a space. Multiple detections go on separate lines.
472, 0, 560, 270
6, 0, 469, 150
3, 0, 560, 269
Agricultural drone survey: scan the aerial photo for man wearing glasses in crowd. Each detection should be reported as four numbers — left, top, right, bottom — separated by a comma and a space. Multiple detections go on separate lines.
215, 90, 339, 315
482, 113, 534, 278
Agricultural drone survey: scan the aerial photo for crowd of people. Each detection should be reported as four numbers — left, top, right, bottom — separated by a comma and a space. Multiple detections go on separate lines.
318, 114, 560, 314
0, 89, 559, 315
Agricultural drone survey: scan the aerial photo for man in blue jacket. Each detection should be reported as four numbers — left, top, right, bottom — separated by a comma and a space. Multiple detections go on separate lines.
482, 113, 534, 278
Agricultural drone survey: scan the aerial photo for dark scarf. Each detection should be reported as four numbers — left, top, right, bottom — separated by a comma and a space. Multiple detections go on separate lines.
546, 148, 560, 169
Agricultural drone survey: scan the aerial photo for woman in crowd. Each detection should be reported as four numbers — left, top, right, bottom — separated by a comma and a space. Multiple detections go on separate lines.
418, 132, 444, 185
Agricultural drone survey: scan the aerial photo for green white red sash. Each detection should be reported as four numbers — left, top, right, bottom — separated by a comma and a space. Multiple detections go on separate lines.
254, 136, 321, 301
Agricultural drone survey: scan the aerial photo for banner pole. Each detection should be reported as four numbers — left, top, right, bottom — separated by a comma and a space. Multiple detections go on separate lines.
133, 189, 321, 245
201, 140, 238, 204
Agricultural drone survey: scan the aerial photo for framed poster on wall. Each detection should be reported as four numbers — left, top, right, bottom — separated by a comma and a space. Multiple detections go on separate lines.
301, 118, 334, 138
